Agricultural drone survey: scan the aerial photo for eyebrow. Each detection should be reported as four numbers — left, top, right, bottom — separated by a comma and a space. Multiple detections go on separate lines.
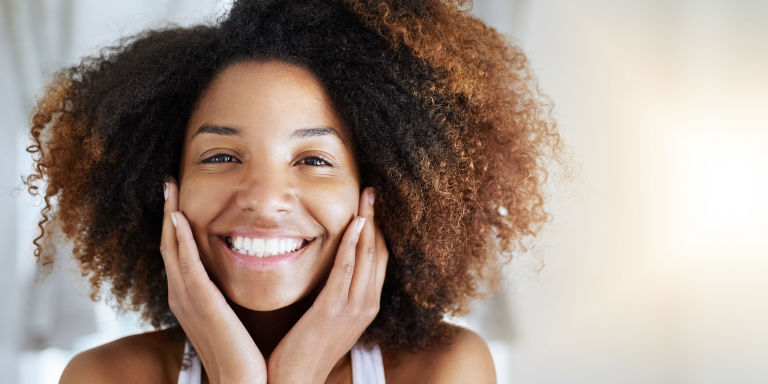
289, 126, 342, 140
193, 125, 241, 137
192, 124, 343, 141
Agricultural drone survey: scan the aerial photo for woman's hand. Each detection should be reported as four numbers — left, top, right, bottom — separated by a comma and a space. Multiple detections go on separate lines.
267, 187, 389, 383
160, 178, 267, 384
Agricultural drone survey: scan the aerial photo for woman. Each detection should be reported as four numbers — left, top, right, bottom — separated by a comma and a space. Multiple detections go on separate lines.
26, 0, 560, 382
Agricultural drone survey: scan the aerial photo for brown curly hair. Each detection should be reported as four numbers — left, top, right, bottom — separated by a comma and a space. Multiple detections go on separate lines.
26, 0, 560, 351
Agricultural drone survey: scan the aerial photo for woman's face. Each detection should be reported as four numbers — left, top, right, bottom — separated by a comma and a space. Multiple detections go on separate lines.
178, 60, 361, 310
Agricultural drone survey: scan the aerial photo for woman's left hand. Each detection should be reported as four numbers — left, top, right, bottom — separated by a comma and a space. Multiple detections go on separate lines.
267, 187, 388, 383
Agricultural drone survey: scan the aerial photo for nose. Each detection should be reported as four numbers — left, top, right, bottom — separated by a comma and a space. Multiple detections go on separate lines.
234, 164, 295, 217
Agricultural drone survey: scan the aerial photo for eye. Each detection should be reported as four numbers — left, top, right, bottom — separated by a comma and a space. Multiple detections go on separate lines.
201, 153, 240, 164
299, 156, 333, 167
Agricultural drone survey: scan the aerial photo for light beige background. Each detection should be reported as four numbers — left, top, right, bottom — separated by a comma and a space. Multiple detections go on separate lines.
1, 1, 766, 383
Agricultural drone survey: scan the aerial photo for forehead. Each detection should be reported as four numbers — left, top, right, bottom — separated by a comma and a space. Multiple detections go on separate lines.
186, 60, 350, 143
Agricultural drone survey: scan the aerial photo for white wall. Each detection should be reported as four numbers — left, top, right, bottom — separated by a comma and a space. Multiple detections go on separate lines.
473, 1, 768, 383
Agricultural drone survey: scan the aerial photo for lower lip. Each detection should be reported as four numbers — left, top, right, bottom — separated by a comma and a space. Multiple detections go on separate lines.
220, 237, 313, 271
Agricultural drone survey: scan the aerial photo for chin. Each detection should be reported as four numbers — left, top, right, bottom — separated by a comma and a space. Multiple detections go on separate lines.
222, 278, 318, 311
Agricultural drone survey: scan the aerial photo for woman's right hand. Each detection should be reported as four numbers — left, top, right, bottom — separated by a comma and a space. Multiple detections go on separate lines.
160, 178, 267, 384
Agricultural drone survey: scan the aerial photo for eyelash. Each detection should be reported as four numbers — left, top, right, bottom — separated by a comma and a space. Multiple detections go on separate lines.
299, 155, 334, 167
200, 154, 334, 167
201, 153, 240, 164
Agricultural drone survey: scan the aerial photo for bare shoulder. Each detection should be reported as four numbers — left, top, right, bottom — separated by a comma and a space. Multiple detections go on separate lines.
383, 323, 496, 383
59, 327, 185, 384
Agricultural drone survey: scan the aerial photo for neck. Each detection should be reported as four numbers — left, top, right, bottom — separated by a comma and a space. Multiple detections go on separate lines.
228, 290, 318, 359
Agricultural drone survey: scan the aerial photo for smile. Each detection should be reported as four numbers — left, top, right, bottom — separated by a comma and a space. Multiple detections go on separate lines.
225, 236, 312, 258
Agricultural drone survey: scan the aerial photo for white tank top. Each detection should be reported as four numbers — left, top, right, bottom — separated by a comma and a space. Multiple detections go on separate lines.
177, 339, 386, 384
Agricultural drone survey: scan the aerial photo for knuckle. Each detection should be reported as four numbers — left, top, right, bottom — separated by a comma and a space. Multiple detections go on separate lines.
186, 277, 207, 293
328, 302, 344, 318
366, 305, 380, 319
178, 260, 190, 275
339, 263, 354, 278
347, 305, 361, 318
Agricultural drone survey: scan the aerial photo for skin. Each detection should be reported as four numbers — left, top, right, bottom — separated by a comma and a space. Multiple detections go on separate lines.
178, 60, 363, 314
58, 60, 497, 384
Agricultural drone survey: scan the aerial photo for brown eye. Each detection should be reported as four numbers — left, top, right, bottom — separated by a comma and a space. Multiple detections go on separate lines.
202, 153, 240, 163
300, 156, 333, 167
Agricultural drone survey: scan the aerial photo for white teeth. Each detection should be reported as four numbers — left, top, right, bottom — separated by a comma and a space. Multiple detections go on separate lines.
243, 238, 252, 255
253, 238, 265, 257
265, 238, 277, 255
229, 236, 305, 258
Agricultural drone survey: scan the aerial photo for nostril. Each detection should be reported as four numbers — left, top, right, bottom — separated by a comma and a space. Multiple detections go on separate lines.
233, 179, 296, 215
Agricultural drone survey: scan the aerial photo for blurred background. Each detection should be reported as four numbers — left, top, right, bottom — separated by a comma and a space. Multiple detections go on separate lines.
1, 0, 767, 383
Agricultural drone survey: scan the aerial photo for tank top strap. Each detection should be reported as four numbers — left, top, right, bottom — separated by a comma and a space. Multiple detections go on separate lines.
177, 339, 202, 384
350, 342, 386, 384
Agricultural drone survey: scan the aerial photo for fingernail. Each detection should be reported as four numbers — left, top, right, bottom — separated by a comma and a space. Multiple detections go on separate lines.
170, 212, 178, 228
368, 189, 375, 206
355, 217, 366, 237
163, 182, 169, 201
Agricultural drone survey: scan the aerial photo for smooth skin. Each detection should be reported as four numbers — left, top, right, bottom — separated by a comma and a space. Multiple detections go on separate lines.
59, 61, 496, 383
165, 180, 383, 383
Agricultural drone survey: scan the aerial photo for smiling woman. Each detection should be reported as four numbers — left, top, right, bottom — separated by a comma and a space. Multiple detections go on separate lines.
25, 0, 560, 383
180, 61, 362, 314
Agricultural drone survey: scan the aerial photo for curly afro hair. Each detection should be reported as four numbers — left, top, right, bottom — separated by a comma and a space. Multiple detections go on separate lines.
26, 0, 560, 352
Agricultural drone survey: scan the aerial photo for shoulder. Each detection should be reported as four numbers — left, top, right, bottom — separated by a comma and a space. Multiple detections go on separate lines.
383, 323, 496, 383
422, 324, 497, 383
59, 328, 185, 384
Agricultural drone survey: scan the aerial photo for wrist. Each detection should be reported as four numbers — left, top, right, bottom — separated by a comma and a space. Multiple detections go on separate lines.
205, 360, 267, 384
267, 353, 331, 384
212, 372, 267, 384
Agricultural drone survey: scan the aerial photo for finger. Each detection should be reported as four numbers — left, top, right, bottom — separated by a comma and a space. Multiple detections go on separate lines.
172, 210, 211, 288
349, 187, 376, 304
322, 215, 366, 304
371, 225, 389, 299
160, 178, 182, 289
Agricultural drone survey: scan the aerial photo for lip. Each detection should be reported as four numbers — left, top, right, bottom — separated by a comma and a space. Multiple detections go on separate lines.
218, 235, 315, 271
224, 227, 313, 240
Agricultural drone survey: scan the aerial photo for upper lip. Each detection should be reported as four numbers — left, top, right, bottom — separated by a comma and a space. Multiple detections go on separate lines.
222, 227, 315, 240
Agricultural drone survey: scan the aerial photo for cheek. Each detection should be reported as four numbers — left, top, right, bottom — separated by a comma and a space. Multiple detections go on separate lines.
178, 178, 222, 234
302, 181, 360, 240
